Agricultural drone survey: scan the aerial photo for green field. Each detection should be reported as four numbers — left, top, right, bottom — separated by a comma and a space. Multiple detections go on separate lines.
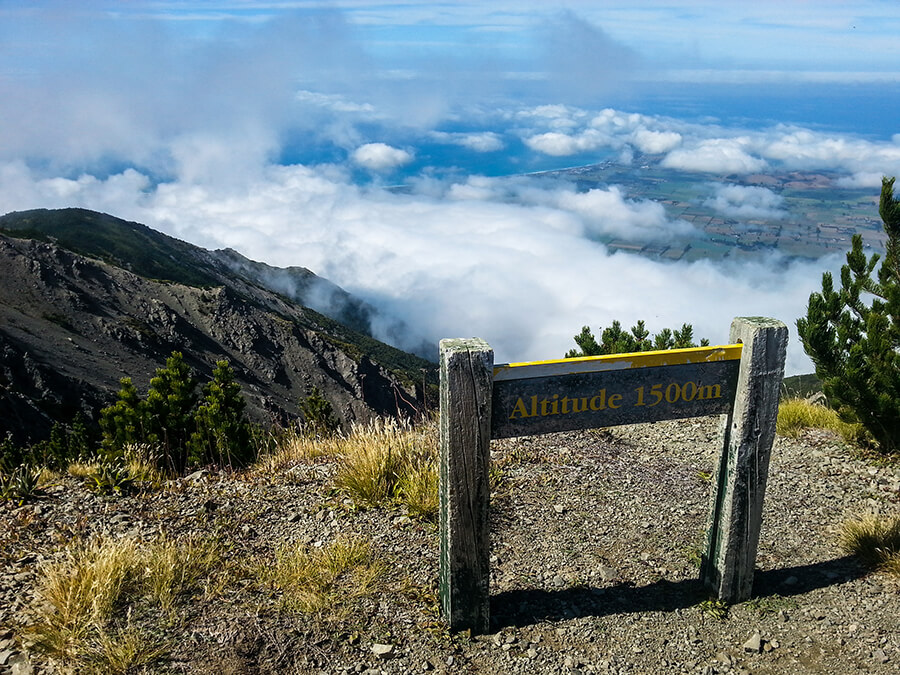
545, 164, 885, 263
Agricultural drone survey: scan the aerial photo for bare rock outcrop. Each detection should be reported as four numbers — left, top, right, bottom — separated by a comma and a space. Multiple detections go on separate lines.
0, 233, 423, 444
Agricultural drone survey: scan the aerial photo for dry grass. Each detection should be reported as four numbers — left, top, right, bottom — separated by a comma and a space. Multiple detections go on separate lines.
838, 512, 900, 577
777, 397, 866, 445
253, 423, 344, 473
142, 533, 221, 610
28, 533, 223, 672
68, 450, 165, 490
259, 537, 387, 618
333, 418, 438, 519
29, 537, 143, 663
256, 416, 439, 520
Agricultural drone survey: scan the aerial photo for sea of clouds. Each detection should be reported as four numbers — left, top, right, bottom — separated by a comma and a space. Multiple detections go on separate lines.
3, 6, 900, 374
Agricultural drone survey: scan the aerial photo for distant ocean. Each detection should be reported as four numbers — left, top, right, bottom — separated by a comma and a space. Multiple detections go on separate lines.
279, 80, 900, 183
620, 80, 900, 140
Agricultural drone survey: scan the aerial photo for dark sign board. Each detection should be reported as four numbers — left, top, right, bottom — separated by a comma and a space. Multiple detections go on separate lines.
491, 345, 742, 439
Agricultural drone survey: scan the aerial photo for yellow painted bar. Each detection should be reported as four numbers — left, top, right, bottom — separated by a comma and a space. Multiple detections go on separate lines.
493, 344, 743, 382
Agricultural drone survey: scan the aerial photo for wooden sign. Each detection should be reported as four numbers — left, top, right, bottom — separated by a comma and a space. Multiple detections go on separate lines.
491, 345, 742, 439
439, 318, 787, 633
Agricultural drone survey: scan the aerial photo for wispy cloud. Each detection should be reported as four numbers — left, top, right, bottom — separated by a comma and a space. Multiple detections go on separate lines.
704, 184, 788, 220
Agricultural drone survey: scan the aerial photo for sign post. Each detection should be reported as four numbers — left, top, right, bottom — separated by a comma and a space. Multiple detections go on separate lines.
701, 317, 789, 602
439, 317, 787, 633
439, 338, 493, 634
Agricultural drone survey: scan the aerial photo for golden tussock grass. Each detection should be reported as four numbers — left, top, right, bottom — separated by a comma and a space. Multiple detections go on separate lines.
332, 417, 438, 519
28, 533, 222, 672
259, 537, 387, 618
257, 416, 439, 520
777, 397, 866, 445
838, 512, 900, 578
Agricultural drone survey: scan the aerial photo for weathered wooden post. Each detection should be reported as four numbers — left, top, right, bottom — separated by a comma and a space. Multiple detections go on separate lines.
439, 338, 493, 633
702, 317, 788, 602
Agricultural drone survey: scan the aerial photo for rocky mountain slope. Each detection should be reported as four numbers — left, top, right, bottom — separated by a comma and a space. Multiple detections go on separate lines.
0, 209, 433, 444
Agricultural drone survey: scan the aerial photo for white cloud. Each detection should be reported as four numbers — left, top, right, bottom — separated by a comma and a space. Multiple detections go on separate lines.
662, 138, 768, 174
351, 143, 414, 171
836, 172, 884, 189
430, 131, 504, 152
631, 128, 682, 154
703, 184, 788, 220
524, 129, 613, 156
760, 127, 900, 175
0, 159, 825, 375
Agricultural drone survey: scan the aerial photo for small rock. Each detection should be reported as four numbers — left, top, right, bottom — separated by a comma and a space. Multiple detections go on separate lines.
598, 565, 618, 582
184, 469, 209, 482
872, 649, 889, 664
0, 650, 13, 666
9, 653, 33, 675
371, 643, 394, 660
743, 631, 762, 653
554, 504, 566, 514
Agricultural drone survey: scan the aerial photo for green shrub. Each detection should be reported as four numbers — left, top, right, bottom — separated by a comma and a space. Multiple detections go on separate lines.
566, 319, 708, 357
299, 386, 341, 437
0, 464, 44, 505
188, 361, 255, 468
797, 176, 900, 456
144, 352, 199, 474
100, 353, 254, 475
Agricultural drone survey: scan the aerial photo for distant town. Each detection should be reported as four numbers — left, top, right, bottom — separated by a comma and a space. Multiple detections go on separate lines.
545, 163, 886, 263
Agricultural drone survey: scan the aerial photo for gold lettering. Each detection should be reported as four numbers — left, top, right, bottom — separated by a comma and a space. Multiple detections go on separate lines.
697, 384, 721, 400
530, 395, 538, 416
509, 397, 530, 420
608, 393, 623, 409
540, 398, 551, 416
590, 390, 607, 410
572, 397, 588, 413
550, 394, 560, 415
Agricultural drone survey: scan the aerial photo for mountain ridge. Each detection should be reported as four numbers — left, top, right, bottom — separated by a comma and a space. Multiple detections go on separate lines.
0, 208, 434, 445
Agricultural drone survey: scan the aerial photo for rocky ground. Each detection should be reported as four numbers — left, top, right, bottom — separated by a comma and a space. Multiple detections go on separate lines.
1, 417, 898, 674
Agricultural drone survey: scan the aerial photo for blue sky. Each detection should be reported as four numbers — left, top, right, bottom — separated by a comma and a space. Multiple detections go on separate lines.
7, 1, 898, 76
1, 1, 900, 373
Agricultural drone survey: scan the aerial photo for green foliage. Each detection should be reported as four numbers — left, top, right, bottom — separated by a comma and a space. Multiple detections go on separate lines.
697, 598, 729, 621
797, 176, 900, 455
188, 361, 254, 468
100, 378, 152, 453
145, 352, 199, 473
100, 353, 254, 474
86, 461, 135, 496
2, 415, 96, 478
299, 386, 341, 438
566, 319, 709, 357
776, 397, 867, 445
0, 464, 44, 505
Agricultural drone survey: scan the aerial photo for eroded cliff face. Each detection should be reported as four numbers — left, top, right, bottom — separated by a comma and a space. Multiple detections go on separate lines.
0, 234, 420, 444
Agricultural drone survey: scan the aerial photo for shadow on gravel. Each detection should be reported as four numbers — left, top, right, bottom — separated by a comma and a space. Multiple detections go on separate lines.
752, 555, 866, 597
490, 555, 865, 630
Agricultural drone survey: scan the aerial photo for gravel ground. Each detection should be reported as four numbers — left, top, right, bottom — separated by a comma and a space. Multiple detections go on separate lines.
1, 417, 898, 674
